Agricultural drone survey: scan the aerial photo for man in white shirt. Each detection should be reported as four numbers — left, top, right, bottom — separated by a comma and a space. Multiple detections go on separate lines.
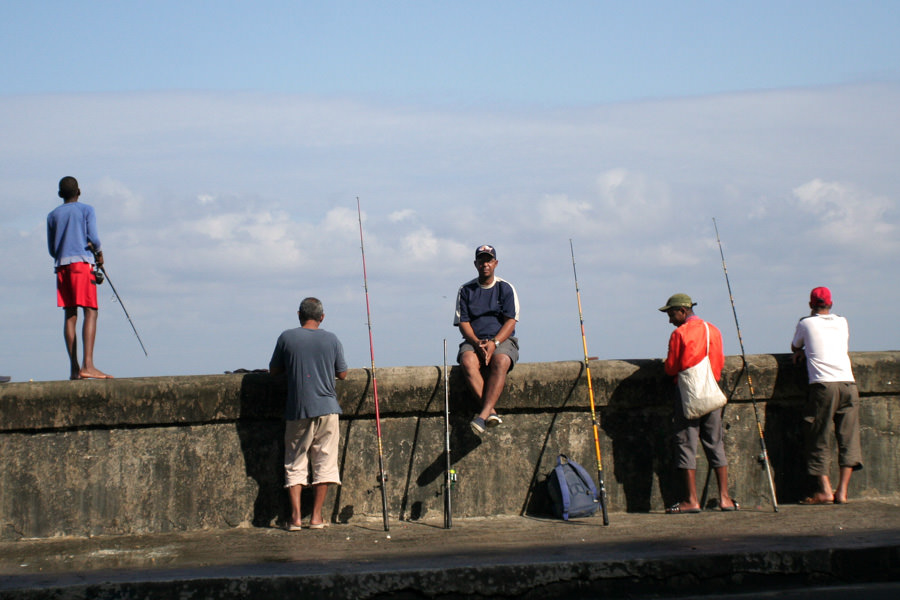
791, 287, 862, 505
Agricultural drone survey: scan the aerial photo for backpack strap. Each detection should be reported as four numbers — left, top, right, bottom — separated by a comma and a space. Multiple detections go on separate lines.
555, 454, 572, 520
554, 463, 572, 521
567, 459, 598, 500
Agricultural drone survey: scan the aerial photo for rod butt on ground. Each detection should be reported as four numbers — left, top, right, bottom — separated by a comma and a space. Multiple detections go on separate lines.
570, 239, 610, 525
358, 198, 390, 531
443, 338, 452, 529
713, 218, 778, 512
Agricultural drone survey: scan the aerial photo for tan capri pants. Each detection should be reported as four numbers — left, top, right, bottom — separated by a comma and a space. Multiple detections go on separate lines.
284, 413, 342, 488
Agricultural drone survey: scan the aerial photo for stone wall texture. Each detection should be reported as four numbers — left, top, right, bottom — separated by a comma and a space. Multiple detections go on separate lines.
1, 352, 898, 540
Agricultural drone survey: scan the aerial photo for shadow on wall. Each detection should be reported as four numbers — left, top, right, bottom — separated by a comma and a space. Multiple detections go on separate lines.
413, 365, 482, 492
518, 361, 586, 518
765, 354, 814, 503
406, 365, 485, 521
603, 360, 678, 513
237, 373, 287, 527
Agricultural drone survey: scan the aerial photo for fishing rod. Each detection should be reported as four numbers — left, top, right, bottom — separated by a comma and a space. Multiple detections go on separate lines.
712, 218, 778, 512
89, 245, 148, 356
357, 198, 390, 532
569, 239, 610, 525
443, 338, 455, 529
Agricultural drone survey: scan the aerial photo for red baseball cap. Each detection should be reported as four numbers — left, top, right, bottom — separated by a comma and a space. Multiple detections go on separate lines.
810, 286, 832, 307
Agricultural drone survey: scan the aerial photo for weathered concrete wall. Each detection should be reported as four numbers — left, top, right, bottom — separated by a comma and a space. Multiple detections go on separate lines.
1, 352, 898, 540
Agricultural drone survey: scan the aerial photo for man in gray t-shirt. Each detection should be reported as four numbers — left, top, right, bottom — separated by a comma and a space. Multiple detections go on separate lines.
270, 297, 348, 530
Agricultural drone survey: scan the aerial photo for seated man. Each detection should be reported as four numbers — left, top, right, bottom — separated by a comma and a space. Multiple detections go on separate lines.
453, 244, 520, 434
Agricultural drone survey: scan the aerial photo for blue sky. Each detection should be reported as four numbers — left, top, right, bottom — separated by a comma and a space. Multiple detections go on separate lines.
4, 1, 898, 102
2, 1, 898, 381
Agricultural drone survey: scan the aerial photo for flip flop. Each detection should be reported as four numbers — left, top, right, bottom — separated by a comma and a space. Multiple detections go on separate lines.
666, 503, 701, 514
308, 522, 328, 529
720, 500, 740, 512
285, 523, 303, 531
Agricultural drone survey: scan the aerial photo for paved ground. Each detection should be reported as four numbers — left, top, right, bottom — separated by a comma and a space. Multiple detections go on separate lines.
1, 498, 899, 599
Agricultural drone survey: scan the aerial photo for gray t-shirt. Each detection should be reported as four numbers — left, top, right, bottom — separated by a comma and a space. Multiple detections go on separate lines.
269, 327, 348, 420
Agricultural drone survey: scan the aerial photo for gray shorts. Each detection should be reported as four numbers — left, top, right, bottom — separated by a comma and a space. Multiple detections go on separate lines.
803, 381, 863, 476
672, 387, 727, 470
458, 336, 519, 371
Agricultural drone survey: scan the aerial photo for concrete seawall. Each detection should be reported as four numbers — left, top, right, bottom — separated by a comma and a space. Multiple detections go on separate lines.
1, 351, 898, 540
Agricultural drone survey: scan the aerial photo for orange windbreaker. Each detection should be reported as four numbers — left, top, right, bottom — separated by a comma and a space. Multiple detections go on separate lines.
664, 316, 724, 379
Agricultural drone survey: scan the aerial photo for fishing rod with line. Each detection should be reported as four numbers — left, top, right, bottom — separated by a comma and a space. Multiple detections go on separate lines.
443, 338, 455, 529
89, 245, 148, 356
569, 239, 610, 525
357, 198, 390, 531
712, 218, 778, 512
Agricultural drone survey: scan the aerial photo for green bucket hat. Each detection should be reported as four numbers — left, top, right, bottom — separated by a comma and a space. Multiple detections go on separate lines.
658, 293, 696, 312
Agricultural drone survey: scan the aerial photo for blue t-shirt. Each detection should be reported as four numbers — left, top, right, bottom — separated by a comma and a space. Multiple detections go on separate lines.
269, 327, 348, 420
453, 276, 520, 339
47, 202, 102, 267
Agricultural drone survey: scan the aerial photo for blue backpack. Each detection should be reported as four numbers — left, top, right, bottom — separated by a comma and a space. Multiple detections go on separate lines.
547, 454, 599, 520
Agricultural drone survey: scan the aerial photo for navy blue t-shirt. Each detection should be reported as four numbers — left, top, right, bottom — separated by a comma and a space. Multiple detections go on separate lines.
453, 276, 520, 339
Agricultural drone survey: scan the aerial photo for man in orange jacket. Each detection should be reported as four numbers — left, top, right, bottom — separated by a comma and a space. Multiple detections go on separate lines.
660, 293, 738, 513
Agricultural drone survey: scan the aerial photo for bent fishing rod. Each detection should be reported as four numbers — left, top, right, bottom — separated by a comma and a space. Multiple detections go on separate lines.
712, 218, 778, 512
357, 198, 390, 532
569, 239, 610, 525
90, 245, 148, 356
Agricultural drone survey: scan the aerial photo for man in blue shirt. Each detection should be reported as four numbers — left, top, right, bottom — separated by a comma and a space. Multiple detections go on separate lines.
270, 297, 348, 530
46, 176, 112, 380
454, 244, 520, 434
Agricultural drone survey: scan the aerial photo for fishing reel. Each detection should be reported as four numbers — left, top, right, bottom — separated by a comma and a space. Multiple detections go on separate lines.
88, 245, 104, 285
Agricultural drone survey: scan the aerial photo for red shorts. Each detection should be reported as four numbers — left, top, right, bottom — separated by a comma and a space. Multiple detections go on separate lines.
56, 262, 98, 309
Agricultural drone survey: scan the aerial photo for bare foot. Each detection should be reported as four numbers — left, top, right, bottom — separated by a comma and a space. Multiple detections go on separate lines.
78, 368, 114, 379
798, 493, 834, 505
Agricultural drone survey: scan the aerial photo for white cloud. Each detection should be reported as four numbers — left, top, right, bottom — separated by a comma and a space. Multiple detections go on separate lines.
792, 179, 898, 252
96, 177, 144, 221
538, 194, 593, 227
389, 209, 416, 222
594, 168, 672, 228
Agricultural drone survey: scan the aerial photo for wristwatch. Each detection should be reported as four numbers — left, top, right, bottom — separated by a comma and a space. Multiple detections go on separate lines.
491, 337, 500, 346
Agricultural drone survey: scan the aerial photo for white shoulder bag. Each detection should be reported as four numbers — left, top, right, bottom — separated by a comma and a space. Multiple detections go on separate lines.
677, 322, 727, 419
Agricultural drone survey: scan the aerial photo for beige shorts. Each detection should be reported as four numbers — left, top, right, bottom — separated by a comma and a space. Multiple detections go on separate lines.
284, 413, 341, 488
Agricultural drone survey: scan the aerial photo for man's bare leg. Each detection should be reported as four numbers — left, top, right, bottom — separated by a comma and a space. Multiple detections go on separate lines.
460, 351, 485, 403
678, 469, 700, 511
310, 483, 330, 527
78, 307, 112, 379
64, 307, 80, 380
715, 465, 737, 509
288, 484, 303, 528
833, 467, 853, 503
477, 354, 511, 421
